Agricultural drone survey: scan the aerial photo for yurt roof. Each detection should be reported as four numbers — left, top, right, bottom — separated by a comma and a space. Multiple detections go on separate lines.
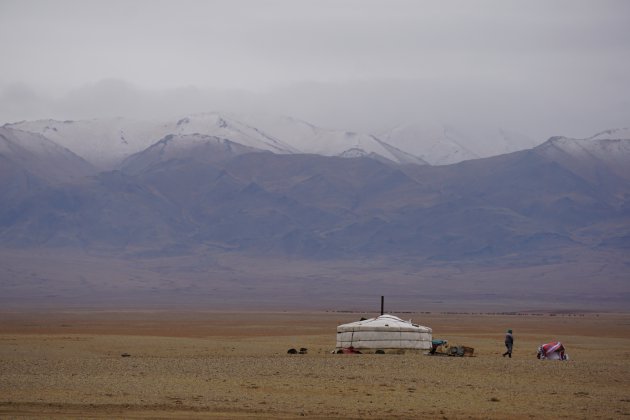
337, 314, 432, 333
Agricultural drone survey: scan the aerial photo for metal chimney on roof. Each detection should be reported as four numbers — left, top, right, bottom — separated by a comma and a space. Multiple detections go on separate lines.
381, 296, 384, 316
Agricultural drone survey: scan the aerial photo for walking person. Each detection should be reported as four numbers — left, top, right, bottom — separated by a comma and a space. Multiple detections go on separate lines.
503, 329, 513, 358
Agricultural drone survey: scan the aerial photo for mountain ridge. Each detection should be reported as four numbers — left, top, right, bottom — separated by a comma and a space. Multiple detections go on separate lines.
5, 113, 429, 168
2, 130, 628, 257
1, 120, 629, 308
6, 114, 627, 169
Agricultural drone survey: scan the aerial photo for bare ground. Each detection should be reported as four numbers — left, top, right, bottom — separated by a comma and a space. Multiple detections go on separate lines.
1, 311, 629, 419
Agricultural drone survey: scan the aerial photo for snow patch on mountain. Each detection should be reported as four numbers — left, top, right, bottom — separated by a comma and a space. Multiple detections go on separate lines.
167, 113, 299, 154
536, 130, 630, 182
587, 127, 630, 141
540, 132, 630, 159
0, 127, 96, 181
5, 118, 164, 169
7, 113, 429, 168
230, 113, 427, 165
121, 133, 262, 175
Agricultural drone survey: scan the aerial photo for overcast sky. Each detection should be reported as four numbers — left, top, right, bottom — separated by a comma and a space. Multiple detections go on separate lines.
1, 0, 629, 139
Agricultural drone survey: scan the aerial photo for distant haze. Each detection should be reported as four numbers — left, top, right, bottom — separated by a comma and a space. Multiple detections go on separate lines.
1, 0, 629, 139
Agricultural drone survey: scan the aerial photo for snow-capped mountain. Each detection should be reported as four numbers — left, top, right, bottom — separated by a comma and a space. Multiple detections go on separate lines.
9, 113, 624, 172
4, 114, 298, 169
6, 113, 427, 168
167, 113, 299, 155
2, 122, 629, 310
587, 128, 630, 141
233, 114, 427, 165
535, 129, 630, 182
121, 133, 262, 175
379, 123, 539, 165
0, 127, 95, 182
4, 118, 163, 169
541, 129, 630, 160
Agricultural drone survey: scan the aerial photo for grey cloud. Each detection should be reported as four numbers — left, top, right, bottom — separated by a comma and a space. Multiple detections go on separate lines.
0, 83, 53, 122
0, 0, 628, 139
1, 77, 626, 142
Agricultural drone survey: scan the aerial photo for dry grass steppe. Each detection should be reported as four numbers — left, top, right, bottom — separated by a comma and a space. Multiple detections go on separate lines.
1, 311, 629, 419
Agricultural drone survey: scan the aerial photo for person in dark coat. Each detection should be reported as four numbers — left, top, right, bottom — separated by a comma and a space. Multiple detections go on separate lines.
503, 329, 513, 357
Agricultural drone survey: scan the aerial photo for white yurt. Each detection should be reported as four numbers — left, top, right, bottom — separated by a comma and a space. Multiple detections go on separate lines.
336, 314, 432, 353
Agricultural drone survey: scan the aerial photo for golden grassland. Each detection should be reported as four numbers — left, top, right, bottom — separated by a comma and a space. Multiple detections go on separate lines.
1, 310, 629, 419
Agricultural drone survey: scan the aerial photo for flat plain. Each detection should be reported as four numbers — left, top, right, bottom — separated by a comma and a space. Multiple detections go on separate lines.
1, 310, 629, 419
